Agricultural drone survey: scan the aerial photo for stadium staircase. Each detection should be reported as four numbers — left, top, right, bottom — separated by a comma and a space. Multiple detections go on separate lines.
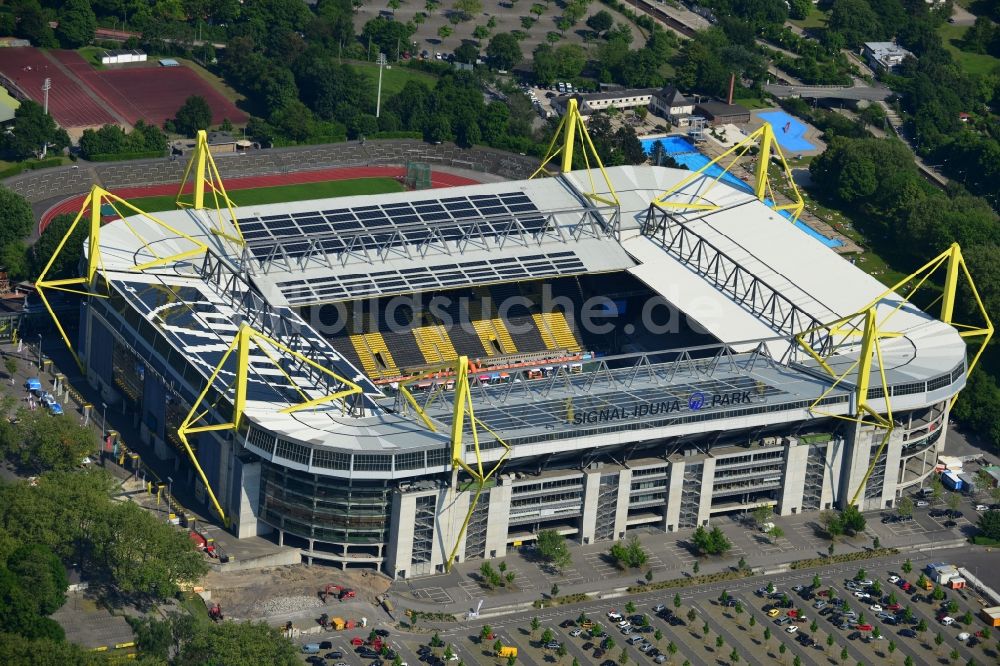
412, 325, 458, 365
532, 312, 581, 352
348, 333, 398, 378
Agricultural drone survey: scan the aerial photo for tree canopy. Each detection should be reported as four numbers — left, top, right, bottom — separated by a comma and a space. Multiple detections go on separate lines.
171, 95, 213, 137
535, 529, 571, 570
486, 33, 522, 71
1, 100, 70, 160
55, 0, 97, 48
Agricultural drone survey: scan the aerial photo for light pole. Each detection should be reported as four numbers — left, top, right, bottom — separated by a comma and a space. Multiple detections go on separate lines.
167, 476, 173, 511
36, 334, 42, 369
40, 78, 51, 157
101, 402, 107, 442
376, 52, 387, 118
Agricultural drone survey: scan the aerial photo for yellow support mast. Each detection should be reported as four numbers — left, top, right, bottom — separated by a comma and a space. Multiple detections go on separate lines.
651, 123, 805, 222
35, 185, 210, 370
531, 98, 620, 207
176, 324, 364, 525
395, 358, 512, 572
794, 243, 993, 506
175, 129, 245, 245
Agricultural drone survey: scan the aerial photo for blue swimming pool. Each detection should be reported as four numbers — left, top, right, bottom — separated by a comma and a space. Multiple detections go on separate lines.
640, 135, 841, 248
756, 111, 816, 153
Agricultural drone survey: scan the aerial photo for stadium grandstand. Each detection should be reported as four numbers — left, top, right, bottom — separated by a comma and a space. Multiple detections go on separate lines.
37, 104, 991, 577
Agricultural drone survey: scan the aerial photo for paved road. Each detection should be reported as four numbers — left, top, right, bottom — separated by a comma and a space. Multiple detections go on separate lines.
764, 83, 892, 101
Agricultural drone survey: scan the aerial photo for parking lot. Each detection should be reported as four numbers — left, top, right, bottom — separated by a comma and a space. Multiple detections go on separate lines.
381, 548, 997, 666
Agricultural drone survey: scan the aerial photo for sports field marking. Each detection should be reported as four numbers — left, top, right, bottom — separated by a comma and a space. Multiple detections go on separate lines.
130, 177, 405, 213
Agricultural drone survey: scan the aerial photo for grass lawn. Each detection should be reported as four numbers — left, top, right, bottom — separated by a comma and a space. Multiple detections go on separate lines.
735, 97, 773, 110
348, 60, 438, 98
788, 8, 829, 31
76, 46, 107, 68
179, 57, 247, 108
177, 591, 212, 626
937, 23, 1000, 75
131, 177, 404, 213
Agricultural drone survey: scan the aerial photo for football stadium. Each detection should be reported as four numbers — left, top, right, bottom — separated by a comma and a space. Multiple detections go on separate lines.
37, 104, 992, 578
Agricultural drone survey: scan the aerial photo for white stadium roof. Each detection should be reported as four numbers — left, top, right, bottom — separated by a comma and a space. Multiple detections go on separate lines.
91, 164, 967, 453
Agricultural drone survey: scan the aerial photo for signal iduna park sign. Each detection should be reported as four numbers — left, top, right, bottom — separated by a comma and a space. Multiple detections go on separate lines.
571, 390, 761, 426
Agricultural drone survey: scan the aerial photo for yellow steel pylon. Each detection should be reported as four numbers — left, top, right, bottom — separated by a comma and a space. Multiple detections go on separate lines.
35, 185, 210, 370
794, 243, 993, 506
396, 357, 512, 571
531, 98, 620, 207
177, 324, 364, 525
651, 123, 805, 222
175, 129, 244, 245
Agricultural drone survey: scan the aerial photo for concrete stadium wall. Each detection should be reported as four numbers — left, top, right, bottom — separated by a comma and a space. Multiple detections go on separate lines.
2, 140, 541, 210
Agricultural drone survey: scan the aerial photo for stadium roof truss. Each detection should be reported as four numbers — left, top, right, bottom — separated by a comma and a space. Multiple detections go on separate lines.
641, 202, 834, 354
650, 123, 805, 222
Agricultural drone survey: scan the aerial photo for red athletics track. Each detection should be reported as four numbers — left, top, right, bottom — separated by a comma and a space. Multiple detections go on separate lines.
39, 165, 480, 233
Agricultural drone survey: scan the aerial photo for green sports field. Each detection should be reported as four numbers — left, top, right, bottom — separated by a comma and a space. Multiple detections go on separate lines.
129, 177, 405, 213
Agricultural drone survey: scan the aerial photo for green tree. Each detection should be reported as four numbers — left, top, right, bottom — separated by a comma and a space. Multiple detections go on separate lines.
536, 529, 571, 570
486, 32, 524, 70
767, 526, 784, 542
693, 561, 700, 574
932, 585, 945, 601
904, 657, 914, 666
618, 647, 628, 665
902, 558, 912, 574
557, 643, 567, 659
703, 622, 709, 637
916, 617, 927, 633
888, 640, 896, 657
541, 627, 554, 644
174, 620, 298, 666
978, 510, 1000, 540
730, 647, 740, 662
897, 496, 915, 518
812, 574, 822, 589
687, 608, 696, 623
530, 616, 540, 635
452, 0, 482, 20
586, 9, 614, 34
716, 635, 724, 649
810, 619, 818, 633
55, 0, 96, 48
667, 641, 678, 658
654, 629, 663, 642
947, 492, 962, 514
172, 96, 213, 137
1, 100, 69, 160
841, 646, 849, 661
752, 503, 773, 527
764, 627, 771, 641
480, 625, 492, 642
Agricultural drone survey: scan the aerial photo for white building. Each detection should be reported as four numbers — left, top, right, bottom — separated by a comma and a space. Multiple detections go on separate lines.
650, 86, 696, 126
862, 42, 914, 72
100, 49, 147, 65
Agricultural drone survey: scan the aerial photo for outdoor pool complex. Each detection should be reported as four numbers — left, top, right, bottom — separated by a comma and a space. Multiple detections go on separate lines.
756, 111, 816, 153
641, 135, 841, 248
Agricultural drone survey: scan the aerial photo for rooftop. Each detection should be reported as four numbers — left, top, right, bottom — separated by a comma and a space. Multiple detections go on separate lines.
92, 164, 967, 455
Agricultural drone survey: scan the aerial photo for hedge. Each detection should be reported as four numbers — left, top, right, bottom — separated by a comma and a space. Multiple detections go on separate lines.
789, 547, 900, 570
271, 134, 347, 148
627, 568, 755, 594
86, 150, 166, 162
971, 535, 1000, 546
533, 593, 591, 608
0, 157, 63, 180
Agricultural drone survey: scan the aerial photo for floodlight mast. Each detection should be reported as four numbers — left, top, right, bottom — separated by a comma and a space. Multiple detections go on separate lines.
376, 53, 387, 118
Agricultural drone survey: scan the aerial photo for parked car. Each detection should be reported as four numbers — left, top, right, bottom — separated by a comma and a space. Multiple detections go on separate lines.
899, 629, 917, 638
652, 604, 666, 613
887, 575, 900, 584
916, 500, 929, 507
785, 625, 798, 634
569, 629, 582, 637
545, 641, 561, 650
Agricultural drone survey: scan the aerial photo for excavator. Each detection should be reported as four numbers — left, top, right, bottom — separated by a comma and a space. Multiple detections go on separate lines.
320, 583, 356, 603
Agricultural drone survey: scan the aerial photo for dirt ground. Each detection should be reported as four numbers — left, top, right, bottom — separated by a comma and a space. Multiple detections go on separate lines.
203, 564, 392, 621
